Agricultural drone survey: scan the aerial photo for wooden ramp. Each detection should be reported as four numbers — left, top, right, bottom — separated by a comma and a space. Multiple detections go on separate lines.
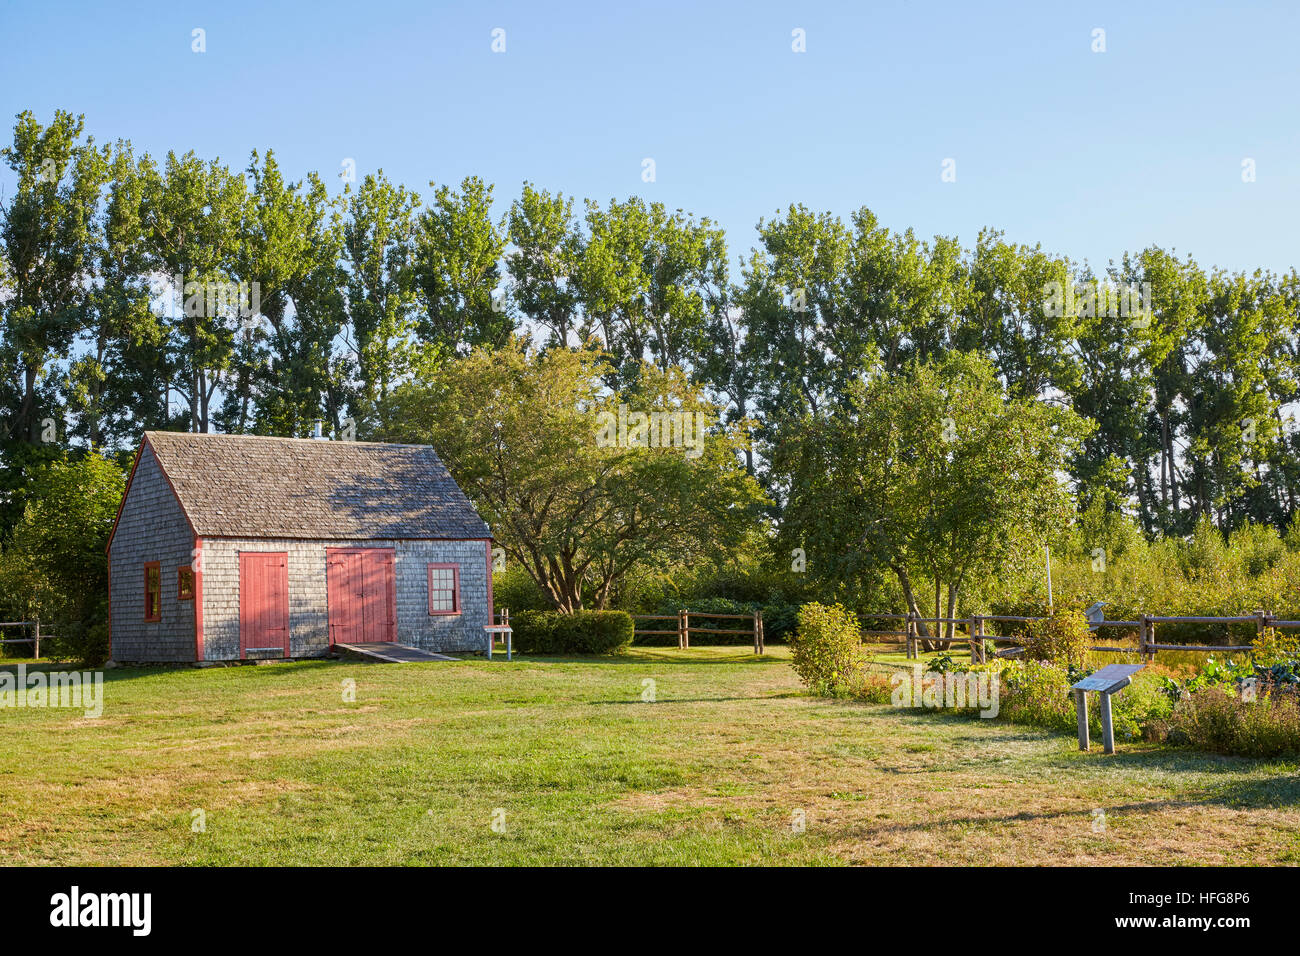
335, 642, 459, 663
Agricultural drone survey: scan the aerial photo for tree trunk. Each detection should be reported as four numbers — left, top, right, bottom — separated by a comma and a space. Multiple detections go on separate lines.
894, 566, 932, 643
1164, 413, 1175, 512
945, 583, 962, 647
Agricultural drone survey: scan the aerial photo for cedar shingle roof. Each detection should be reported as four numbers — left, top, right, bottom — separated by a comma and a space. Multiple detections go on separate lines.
143, 431, 490, 540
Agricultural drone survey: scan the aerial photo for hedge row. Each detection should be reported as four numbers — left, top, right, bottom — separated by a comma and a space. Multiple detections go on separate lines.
511, 609, 634, 655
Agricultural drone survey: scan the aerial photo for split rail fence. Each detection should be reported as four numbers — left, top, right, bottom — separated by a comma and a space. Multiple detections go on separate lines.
489, 609, 766, 654
631, 610, 766, 654
0, 621, 45, 658
863, 610, 1289, 665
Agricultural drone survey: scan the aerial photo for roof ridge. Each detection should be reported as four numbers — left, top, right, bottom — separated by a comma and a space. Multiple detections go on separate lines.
144, 429, 432, 449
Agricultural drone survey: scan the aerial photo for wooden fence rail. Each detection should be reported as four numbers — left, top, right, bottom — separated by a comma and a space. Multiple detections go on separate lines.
865, 609, 1281, 664
630, 610, 765, 654
0, 621, 43, 658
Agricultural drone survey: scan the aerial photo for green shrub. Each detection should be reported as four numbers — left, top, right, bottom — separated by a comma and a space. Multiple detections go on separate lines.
1023, 605, 1091, 670
1253, 627, 1300, 667
925, 653, 957, 673
491, 566, 552, 612
854, 671, 894, 704
509, 610, 560, 653
0, 453, 124, 665
1235, 692, 1300, 756
561, 610, 634, 654
788, 602, 864, 693
511, 609, 633, 655
1156, 685, 1300, 757
1229, 521, 1287, 576
1108, 672, 1174, 740
998, 660, 1076, 733
1157, 656, 1255, 703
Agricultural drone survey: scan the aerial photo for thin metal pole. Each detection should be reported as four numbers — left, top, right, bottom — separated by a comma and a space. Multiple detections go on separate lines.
1045, 545, 1053, 611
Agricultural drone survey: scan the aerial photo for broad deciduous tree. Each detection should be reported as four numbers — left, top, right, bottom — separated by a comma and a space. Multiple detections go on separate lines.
777, 353, 1087, 645
375, 340, 767, 610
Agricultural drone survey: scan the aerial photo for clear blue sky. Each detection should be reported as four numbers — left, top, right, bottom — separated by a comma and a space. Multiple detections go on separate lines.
3, 0, 1298, 274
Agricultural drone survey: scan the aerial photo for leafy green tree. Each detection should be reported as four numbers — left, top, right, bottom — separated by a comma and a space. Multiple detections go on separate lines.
340, 171, 420, 415
65, 141, 163, 451
739, 204, 856, 421
0, 110, 110, 529
126, 148, 249, 432
375, 340, 767, 610
1064, 258, 1159, 532
1256, 269, 1300, 522
1138, 248, 1208, 532
846, 213, 967, 373
506, 183, 587, 348
961, 229, 1077, 400
413, 176, 512, 352
231, 150, 346, 437
0, 452, 125, 662
1185, 268, 1277, 529
776, 353, 1086, 646
576, 196, 727, 384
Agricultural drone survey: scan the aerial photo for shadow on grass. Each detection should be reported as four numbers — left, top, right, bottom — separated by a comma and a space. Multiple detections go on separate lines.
864, 702, 1300, 806
588, 695, 779, 706
869, 771, 1300, 833
0, 658, 349, 684
512, 651, 779, 666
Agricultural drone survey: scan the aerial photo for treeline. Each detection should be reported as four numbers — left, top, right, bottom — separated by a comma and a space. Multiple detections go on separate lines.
4, 109, 1300, 541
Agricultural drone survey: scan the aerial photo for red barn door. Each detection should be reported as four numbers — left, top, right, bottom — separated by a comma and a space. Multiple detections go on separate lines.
326, 548, 396, 644
239, 552, 289, 657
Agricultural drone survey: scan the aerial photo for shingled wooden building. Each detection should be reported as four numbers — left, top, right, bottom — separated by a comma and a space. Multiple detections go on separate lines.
106, 431, 493, 662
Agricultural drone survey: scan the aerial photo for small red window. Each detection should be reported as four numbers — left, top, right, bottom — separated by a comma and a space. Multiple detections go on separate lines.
144, 562, 161, 621
177, 566, 195, 601
428, 563, 460, 615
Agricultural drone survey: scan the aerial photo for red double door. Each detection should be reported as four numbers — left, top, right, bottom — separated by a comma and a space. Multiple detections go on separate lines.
326, 548, 397, 645
240, 552, 290, 657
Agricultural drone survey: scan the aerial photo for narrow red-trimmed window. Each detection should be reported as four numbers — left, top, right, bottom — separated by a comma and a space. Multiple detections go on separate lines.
177, 566, 195, 601
144, 562, 162, 621
428, 563, 460, 615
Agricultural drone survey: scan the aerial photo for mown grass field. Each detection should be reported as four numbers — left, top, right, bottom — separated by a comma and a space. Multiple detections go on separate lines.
2, 646, 1298, 865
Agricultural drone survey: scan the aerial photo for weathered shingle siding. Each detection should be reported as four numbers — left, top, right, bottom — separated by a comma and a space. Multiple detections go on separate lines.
108, 446, 196, 662
201, 537, 491, 660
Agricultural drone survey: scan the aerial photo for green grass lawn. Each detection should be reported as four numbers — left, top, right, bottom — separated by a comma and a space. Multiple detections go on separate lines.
2, 646, 1298, 865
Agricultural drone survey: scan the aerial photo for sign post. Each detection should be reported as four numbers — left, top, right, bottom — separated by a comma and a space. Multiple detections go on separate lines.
1070, 663, 1145, 754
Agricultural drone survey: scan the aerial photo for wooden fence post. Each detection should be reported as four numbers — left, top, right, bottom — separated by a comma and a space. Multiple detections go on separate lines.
1139, 615, 1151, 662
759, 613, 766, 654
33, 620, 39, 660
969, 615, 980, 664
1255, 609, 1267, 650
677, 609, 685, 649
905, 613, 916, 659
682, 609, 690, 649
752, 609, 761, 655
